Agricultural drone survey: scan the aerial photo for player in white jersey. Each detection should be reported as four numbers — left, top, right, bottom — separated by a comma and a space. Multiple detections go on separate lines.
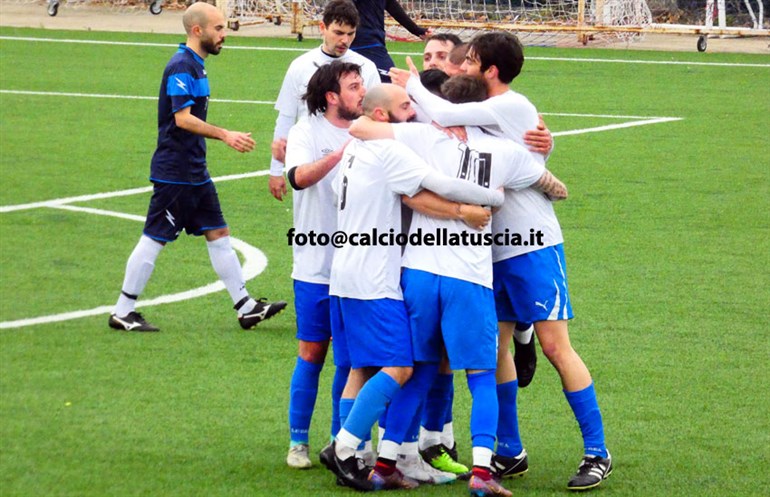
348, 74, 568, 497
268, 0, 381, 201
391, 32, 554, 474
399, 33, 613, 490
282, 61, 364, 470
324, 84, 506, 491
285, 63, 494, 474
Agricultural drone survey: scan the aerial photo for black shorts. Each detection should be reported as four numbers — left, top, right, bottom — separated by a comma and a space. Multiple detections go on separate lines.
143, 181, 227, 242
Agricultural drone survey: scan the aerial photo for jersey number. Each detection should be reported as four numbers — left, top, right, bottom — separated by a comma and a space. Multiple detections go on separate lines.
456, 143, 492, 188
339, 153, 355, 211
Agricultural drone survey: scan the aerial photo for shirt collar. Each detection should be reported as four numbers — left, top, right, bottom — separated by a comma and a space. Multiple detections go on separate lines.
178, 43, 205, 67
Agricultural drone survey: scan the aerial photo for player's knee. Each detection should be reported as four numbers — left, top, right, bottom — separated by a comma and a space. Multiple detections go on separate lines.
204, 227, 230, 241
298, 340, 329, 363
539, 340, 574, 369
386, 366, 413, 385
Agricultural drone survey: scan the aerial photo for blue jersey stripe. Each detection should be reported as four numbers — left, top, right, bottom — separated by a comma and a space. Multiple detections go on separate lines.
166, 72, 209, 98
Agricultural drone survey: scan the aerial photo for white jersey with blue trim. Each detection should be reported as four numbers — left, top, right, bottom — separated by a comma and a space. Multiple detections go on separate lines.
329, 139, 430, 300
393, 124, 545, 288
285, 113, 351, 284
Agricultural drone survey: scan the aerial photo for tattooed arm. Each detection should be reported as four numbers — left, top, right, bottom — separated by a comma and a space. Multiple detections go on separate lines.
533, 170, 568, 201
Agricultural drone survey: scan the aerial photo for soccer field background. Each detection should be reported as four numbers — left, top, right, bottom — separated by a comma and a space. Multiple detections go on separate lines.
1, 27, 769, 496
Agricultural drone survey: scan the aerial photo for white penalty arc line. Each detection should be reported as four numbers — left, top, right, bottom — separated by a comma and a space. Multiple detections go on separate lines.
0, 198, 268, 331
0, 235, 266, 330
1, 36, 768, 68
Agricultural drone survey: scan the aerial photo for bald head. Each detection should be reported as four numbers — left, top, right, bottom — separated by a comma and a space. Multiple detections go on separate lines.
183, 1, 219, 35
182, 1, 226, 57
362, 84, 394, 116
362, 84, 416, 123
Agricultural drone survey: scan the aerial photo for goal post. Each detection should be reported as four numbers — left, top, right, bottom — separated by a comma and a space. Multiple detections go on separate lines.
219, 0, 657, 45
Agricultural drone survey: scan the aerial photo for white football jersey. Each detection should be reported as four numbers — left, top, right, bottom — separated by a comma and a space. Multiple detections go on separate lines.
329, 139, 431, 300
393, 124, 545, 288
404, 77, 562, 261
285, 113, 351, 284
405, 79, 543, 164
275, 46, 381, 122
491, 188, 564, 262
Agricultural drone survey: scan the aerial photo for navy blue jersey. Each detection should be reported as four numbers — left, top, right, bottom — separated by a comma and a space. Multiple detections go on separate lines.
351, 0, 426, 50
351, 0, 388, 49
150, 44, 211, 185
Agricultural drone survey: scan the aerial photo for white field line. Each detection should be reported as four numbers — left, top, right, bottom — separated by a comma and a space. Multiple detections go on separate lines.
553, 116, 683, 136
0, 204, 267, 330
0, 170, 270, 213
1, 35, 768, 68
0, 72, 682, 327
0, 89, 274, 105
1, 90, 684, 122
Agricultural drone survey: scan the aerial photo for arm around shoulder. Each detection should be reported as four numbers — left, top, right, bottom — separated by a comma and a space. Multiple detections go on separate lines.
533, 169, 568, 201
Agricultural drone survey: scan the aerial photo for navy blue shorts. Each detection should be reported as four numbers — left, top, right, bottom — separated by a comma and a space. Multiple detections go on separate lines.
143, 181, 227, 242
351, 45, 393, 82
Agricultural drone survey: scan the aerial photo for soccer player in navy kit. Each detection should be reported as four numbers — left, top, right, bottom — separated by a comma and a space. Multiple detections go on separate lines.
350, 0, 431, 82
109, 2, 286, 332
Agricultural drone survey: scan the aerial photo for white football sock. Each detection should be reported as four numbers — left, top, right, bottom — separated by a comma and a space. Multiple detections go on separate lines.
419, 428, 442, 451
513, 324, 534, 345
114, 235, 163, 317
472, 446, 493, 469
440, 421, 455, 448
206, 236, 252, 311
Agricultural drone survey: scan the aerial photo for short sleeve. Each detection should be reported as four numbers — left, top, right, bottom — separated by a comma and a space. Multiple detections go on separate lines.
284, 121, 315, 173
166, 70, 195, 113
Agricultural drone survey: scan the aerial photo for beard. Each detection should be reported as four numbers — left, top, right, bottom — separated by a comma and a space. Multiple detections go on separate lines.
337, 103, 362, 121
201, 37, 222, 56
387, 111, 416, 123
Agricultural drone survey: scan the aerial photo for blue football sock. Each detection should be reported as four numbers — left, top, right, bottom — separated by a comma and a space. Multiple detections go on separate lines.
382, 363, 439, 445
339, 397, 354, 429
496, 379, 523, 457
342, 371, 400, 441
331, 365, 350, 438
422, 372, 453, 431
379, 404, 388, 432
564, 383, 608, 458
445, 380, 454, 424
466, 370, 498, 451
405, 402, 423, 444
289, 357, 323, 444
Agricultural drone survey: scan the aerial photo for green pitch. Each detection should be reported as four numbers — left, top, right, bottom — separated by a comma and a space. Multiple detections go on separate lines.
1, 27, 769, 497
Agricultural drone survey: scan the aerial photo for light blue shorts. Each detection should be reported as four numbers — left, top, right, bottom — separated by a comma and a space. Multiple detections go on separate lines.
329, 296, 413, 370
401, 268, 498, 371
493, 244, 574, 323
293, 280, 332, 342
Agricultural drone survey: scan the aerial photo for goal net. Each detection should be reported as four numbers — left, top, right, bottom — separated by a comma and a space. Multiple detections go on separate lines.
220, 0, 768, 48
221, 0, 654, 45
6, 0, 183, 15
